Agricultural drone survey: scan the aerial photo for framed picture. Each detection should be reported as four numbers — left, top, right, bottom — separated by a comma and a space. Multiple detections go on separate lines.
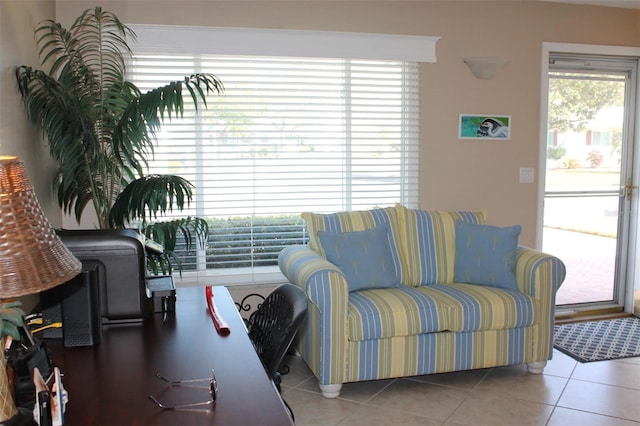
459, 114, 511, 140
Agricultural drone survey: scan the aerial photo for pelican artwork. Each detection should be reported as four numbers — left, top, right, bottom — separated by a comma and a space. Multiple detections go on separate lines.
477, 118, 509, 138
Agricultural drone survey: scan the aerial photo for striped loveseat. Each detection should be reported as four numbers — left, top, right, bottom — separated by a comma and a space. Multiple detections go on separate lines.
278, 204, 566, 398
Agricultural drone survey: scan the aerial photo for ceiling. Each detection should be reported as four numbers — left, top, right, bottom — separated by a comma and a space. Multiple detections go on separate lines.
541, 0, 640, 9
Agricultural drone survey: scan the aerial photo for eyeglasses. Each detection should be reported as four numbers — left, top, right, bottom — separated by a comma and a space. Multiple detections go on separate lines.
148, 369, 217, 410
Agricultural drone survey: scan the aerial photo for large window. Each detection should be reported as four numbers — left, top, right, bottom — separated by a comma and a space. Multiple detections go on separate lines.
128, 27, 428, 285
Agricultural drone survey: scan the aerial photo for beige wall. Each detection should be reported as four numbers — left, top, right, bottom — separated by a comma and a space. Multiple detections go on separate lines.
0, 0, 59, 222
6, 0, 640, 247
0, 0, 56, 311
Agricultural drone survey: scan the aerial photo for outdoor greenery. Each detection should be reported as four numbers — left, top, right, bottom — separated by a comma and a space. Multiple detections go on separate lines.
586, 150, 605, 168
15, 7, 223, 274
563, 158, 583, 169
548, 74, 623, 132
547, 145, 566, 160
173, 215, 308, 270
545, 168, 620, 187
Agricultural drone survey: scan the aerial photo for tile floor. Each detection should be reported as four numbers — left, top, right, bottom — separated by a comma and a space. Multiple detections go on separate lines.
280, 351, 640, 425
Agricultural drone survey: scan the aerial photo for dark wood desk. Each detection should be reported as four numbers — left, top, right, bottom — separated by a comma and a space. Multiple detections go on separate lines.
48, 287, 293, 425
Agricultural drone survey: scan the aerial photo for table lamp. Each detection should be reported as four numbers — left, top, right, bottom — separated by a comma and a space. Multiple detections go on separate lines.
0, 156, 82, 424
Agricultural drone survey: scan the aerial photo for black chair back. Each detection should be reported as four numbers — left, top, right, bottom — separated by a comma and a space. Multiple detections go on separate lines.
247, 283, 308, 384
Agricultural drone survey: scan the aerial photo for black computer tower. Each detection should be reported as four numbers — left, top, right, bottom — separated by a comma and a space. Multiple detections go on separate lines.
41, 266, 101, 347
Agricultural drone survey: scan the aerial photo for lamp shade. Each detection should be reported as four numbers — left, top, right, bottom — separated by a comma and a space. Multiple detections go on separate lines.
0, 156, 81, 297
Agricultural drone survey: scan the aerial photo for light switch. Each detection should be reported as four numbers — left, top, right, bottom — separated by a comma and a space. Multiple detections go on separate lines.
519, 167, 534, 184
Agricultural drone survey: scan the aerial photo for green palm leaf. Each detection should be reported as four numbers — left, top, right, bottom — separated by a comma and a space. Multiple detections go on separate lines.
109, 175, 195, 227
143, 217, 209, 275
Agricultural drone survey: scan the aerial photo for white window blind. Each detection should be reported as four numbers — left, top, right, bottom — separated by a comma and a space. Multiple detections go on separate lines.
129, 47, 420, 285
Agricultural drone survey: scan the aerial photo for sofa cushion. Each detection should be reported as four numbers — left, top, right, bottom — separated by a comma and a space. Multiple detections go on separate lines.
319, 224, 401, 292
424, 283, 535, 333
347, 283, 536, 341
346, 283, 535, 341
454, 221, 521, 291
396, 204, 486, 287
347, 286, 451, 341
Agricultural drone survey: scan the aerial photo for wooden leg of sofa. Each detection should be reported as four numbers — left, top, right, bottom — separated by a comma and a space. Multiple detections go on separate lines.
319, 383, 342, 398
527, 361, 547, 374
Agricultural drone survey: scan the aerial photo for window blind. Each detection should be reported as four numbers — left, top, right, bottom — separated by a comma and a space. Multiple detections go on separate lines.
129, 53, 420, 285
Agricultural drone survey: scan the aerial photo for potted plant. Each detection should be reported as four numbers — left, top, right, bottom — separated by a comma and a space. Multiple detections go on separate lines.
15, 7, 223, 273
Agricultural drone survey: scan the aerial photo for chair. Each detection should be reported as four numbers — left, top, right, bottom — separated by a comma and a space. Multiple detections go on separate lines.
247, 283, 308, 421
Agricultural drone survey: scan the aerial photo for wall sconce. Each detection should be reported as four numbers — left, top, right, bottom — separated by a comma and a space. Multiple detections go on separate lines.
463, 57, 509, 80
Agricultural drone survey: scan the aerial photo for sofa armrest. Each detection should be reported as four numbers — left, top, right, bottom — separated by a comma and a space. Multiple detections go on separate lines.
278, 246, 350, 385
515, 246, 566, 361
515, 246, 566, 298
278, 246, 348, 299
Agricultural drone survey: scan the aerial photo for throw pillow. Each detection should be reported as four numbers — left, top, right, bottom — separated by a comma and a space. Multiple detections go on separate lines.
318, 223, 401, 292
453, 221, 521, 291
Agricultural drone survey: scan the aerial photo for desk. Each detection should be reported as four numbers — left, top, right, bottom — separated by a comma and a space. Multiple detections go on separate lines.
48, 287, 293, 425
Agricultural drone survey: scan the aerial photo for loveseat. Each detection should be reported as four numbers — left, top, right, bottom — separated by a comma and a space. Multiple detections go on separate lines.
278, 204, 566, 398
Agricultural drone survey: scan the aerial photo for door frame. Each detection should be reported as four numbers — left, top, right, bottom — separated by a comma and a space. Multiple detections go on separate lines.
538, 42, 640, 314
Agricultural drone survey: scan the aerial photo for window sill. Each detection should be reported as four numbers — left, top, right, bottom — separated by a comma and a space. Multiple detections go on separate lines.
171, 266, 288, 288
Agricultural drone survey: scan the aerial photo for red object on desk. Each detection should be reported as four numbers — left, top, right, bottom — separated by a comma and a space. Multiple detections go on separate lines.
206, 286, 231, 336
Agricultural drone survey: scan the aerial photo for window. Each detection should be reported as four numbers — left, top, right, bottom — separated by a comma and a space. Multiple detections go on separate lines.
128, 26, 432, 285
591, 130, 611, 146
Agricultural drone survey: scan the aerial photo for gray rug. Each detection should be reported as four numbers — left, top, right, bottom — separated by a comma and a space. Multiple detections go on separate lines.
554, 317, 640, 363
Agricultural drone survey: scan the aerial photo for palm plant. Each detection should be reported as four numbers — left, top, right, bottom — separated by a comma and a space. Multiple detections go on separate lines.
15, 7, 223, 274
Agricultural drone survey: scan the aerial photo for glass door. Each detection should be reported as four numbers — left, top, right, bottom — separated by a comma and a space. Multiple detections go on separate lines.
543, 54, 637, 309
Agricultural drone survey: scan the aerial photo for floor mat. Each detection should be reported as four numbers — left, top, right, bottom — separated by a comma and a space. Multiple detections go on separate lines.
554, 316, 640, 363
